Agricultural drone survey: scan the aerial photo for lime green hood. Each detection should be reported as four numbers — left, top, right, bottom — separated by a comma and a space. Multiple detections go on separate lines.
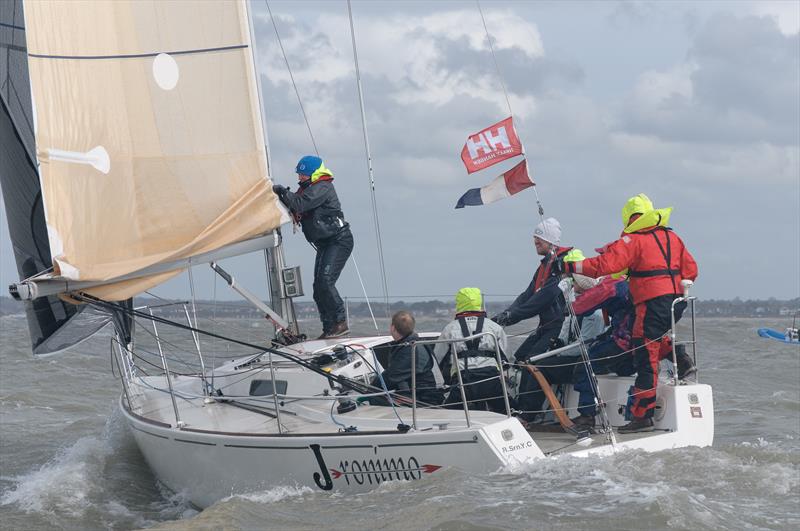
455, 287, 483, 313
310, 162, 333, 183
621, 193, 672, 233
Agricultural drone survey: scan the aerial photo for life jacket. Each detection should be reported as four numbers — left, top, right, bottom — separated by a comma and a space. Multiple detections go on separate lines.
456, 316, 497, 370
438, 313, 500, 381
626, 226, 691, 303
533, 246, 573, 292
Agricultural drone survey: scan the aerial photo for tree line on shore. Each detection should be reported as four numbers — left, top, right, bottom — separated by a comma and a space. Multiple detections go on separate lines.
1, 295, 797, 319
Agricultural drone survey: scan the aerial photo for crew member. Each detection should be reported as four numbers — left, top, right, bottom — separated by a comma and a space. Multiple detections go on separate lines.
273, 156, 353, 339
570, 273, 697, 428
564, 194, 698, 433
434, 287, 510, 414
491, 217, 572, 420
507, 254, 608, 425
371, 311, 444, 406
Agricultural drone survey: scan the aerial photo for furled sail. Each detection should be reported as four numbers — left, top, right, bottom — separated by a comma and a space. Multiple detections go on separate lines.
1, 0, 110, 355
22, 0, 288, 301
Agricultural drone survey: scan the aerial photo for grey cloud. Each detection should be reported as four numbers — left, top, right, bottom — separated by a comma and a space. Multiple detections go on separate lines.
432, 35, 584, 95
689, 14, 799, 130
618, 14, 799, 146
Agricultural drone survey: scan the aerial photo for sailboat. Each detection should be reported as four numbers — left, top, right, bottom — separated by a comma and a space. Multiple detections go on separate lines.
2, 0, 714, 509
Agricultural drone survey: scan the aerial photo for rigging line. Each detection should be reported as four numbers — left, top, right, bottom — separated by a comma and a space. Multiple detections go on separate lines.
476, 0, 513, 119
564, 286, 617, 446
476, 1, 546, 220
187, 266, 209, 394
346, 0, 391, 320
79, 293, 398, 400
264, 0, 319, 156
350, 254, 379, 330
212, 263, 218, 388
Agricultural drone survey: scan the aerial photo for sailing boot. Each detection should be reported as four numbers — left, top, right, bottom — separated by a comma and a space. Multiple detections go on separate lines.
674, 344, 697, 380
617, 417, 654, 434
324, 321, 350, 339
569, 414, 596, 428
316, 323, 332, 340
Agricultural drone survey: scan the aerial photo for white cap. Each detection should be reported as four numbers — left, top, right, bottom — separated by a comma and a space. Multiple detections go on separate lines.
534, 217, 561, 245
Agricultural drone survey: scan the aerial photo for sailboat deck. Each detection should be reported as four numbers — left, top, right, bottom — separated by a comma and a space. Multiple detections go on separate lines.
530, 428, 666, 455
130, 379, 509, 435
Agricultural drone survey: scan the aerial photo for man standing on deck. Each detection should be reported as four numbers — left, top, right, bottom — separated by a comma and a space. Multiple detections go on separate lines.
273, 156, 353, 339
490, 218, 573, 421
564, 194, 698, 433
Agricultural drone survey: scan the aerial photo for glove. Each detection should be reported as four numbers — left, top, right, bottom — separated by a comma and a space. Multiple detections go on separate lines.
563, 249, 586, 263
491, 311, 511, 327
272, 184, 288, 198
560, 248, 585, 275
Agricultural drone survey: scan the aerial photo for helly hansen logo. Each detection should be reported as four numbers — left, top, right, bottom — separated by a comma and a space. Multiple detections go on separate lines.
465, 126, 512, 160
460, 116, 522, 174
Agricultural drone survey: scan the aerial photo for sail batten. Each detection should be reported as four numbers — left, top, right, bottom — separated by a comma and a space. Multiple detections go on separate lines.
28, 43, 248, 61
22, 0, 288, 301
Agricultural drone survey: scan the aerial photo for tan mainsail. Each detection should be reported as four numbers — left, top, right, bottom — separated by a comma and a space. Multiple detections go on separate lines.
24, 0, 288, 300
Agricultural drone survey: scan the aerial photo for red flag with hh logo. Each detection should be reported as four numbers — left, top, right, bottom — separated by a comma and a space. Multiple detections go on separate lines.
460, 116, 522, 174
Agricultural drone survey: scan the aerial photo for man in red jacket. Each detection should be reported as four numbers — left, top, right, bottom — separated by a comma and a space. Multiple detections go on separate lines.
564, 194, 698, 433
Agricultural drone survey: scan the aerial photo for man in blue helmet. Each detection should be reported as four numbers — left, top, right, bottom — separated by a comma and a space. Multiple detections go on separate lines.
273, 156, 354, 339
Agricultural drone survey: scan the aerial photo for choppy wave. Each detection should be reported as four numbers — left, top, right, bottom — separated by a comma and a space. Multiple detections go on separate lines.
0, 413, 196, 530
1, 435, 112, 516
1, 317, 798, 530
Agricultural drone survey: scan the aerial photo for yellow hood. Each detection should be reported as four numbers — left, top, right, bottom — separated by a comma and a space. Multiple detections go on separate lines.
621, 193, 672, 233
455, 287, 483, 313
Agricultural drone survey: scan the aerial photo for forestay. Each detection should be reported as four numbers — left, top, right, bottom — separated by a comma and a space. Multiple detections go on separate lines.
23, 0, 288, 301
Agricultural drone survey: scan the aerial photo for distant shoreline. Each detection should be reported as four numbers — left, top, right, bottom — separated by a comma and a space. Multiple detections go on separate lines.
1, 295, 797, 319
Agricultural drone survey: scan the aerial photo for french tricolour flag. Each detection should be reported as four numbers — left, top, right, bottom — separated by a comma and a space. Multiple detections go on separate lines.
455, 159, 534, 208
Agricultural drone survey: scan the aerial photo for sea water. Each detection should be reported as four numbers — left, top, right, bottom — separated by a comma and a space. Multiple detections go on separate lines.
1, 316, 798, 530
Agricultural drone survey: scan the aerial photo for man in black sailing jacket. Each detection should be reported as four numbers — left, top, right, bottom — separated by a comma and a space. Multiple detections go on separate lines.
370, 311, 444, 406
491, 217, 572, 421
273, 156, 353, 339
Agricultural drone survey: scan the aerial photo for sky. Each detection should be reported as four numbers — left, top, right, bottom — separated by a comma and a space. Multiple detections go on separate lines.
1, 0, 799, 306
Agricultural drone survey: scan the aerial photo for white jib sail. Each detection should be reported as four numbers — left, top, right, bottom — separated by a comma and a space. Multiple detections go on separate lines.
23, 0, 289, 300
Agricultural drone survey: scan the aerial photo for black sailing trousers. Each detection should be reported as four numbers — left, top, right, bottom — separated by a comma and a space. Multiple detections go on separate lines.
313, 227, 353, 332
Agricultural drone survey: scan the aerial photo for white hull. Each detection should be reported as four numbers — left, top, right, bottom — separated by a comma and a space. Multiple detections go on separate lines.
120, 336, 714, 508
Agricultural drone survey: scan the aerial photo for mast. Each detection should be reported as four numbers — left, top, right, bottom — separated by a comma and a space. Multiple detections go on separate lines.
244, 0, 299, 336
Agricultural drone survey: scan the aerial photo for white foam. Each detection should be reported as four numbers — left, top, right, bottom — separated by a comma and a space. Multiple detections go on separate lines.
226, 485, 313, 505
148, 484, 198, 521
0, 435, 111, 516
